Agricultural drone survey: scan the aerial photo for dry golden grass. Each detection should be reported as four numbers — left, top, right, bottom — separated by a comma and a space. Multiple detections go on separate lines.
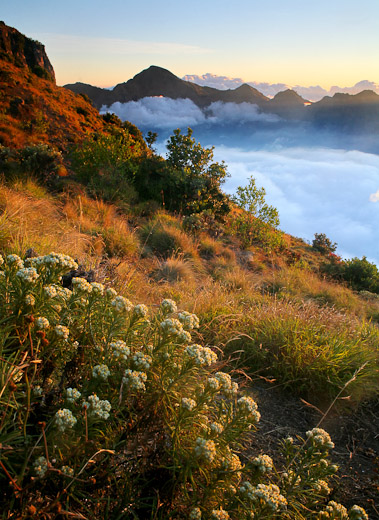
0, 182, 91, 258
263, 265, 372, 317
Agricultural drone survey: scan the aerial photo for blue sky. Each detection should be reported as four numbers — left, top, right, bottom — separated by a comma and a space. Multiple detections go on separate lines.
2, 0, 379, 87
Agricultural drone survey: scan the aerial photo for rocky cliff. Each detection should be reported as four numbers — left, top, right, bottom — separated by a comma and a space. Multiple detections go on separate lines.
0, 21, 55, 82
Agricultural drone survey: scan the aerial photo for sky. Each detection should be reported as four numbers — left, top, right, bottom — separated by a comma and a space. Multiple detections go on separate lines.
1, 0, 379, 88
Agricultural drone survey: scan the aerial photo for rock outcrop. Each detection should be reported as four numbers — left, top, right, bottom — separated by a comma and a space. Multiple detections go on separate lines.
0, 21, 55, 82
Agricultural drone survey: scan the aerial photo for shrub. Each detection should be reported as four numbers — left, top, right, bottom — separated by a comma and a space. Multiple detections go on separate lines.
152, 256, 195, 283
0, 143, 63, 183
70, 130, 142, 205
233, 176, 280, 228
0, 251, 368, 518
165, 128, 231, 218
342, 256, 379, 293
226, 210, 285, 253
312, 233, 337, 255
140, 220, 197, 259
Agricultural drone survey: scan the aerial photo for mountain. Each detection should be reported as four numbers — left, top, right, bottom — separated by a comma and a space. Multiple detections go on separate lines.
65, 65, 272, 111
308, 89, 379, 133
0, 22, 106, 149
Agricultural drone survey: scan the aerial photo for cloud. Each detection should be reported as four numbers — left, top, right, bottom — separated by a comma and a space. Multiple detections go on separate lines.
210, 146, 379, 264
369, 190, 379, 202
32, 33, 211, 56
183, 73, 245, 90
101, 97, 281, 128
207, 102, 281, 123
101, 98, 206, 129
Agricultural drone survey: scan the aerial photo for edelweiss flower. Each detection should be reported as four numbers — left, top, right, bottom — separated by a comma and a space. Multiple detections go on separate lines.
16, 267, 39, 283
161, 298, 177, 314
92, 364, 110, 381
55, 408, 77, 432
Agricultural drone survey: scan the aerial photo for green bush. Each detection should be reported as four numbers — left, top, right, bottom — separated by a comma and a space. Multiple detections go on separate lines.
312, 233, 337, 255
165, 128, 231, 218
0, 251, 368, 519
342, 256, 379, 293
70, 131, 141, 205
0, 143, 63, 183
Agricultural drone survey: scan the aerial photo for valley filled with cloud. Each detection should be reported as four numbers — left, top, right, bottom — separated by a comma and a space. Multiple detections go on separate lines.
103, 96, 379, 264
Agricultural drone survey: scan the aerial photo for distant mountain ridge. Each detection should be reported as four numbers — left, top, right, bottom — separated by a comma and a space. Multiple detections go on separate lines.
64, 66, 379, 132
64, 65, 307, 119
182, 73, 379, 102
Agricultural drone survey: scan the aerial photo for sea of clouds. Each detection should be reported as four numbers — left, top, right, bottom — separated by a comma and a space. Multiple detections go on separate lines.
101, 98, 281, 128
102, 96, 379, 265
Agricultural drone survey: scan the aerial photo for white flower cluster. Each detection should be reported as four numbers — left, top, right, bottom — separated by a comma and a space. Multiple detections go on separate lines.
211, 509, 230, 520
44, 285, 57, 298
36, 317, 49, 330
106, 287, 117, 298
189, 507, 202, 520
111, 295, 133, 313
90, 282, 105, 295
16, 267, 39, 284
55, 285, 72, 300
306, 428, 335, 450
33, 385, 43, 396
348, 505, 369, 520
185, 344, 218, 366
206, 377, 221, 391
215, 372, 238, 397
33, 456, 48, 478
240, 482, 287, 512
92, 364, 110, 380
318, 501, 348, 519
160, 318, 184, 336
111, 340, 130, 362
194, 437, 217, 463
55, 408, 77, 432
0, 254, 3, 266
133, 304, 148, 319
252, 454, 273, 474
65, 387, 81, 403
61, 465, 74, 477
26, 253, 78, 273
25, 293, 35, 306
55, 325, 70, 341
72, 277, 92, 294
313, 479, 331, 495
132, 352, 152, 371
210, 421, 224, 435
221, 450, 242, 472
123, 369, 147, 391
237, 396, 261, 423
7, 254, 24, 269
161, 298, 177, 314
178, 311, 200, 330
84, 394, 111, 420
181, 397, 197, 411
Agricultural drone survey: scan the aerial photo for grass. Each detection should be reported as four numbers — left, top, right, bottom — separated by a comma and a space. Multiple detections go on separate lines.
0, 176, 378, 408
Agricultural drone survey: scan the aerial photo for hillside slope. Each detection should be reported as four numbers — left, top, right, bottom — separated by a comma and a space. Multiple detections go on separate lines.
0, 22, 106, 149
0, 22, 378, 519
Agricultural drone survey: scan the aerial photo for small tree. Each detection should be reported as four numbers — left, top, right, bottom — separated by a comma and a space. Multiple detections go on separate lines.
233, 176, 280, 227
165, 128, 230, 218
312, 233, 337, 255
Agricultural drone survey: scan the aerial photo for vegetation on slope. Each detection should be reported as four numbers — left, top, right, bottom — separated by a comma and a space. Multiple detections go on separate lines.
0, 34, 377, 517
